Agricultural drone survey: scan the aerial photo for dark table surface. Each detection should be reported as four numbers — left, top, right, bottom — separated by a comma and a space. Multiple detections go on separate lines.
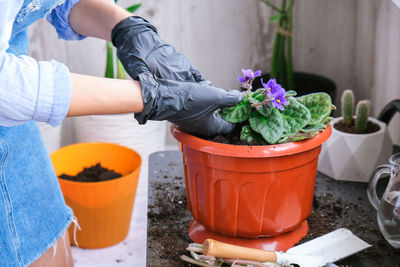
147, 150, 400, 267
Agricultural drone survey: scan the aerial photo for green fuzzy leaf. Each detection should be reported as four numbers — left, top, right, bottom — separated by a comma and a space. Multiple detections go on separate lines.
248, 89, 266, 105
249, 109, 283, 144
221, 96, 251, 123
280, 97, 311, 135
251, 88, 265, 97
126, 3, 141, 13
281, 117, 292, 135
298, 93, 332, 124
240, 125, 268, 144
301, 123, 326, 133
257, 103, 274, 117
285, 90, 297, 97
279, 131, 318, 144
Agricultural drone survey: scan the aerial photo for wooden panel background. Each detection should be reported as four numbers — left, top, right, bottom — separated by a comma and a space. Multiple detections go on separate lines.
28, 0, 400, 146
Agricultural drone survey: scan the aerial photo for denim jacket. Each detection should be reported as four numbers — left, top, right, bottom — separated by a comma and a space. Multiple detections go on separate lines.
0, 1, 83, 266
0, 0, 83, 127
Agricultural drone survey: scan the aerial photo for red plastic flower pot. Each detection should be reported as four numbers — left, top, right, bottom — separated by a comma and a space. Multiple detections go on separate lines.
171, 125, 331, 238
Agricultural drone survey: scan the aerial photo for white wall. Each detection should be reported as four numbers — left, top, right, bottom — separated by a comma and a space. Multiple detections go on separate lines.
28, 0, 400, 148
292, 0, 400, 144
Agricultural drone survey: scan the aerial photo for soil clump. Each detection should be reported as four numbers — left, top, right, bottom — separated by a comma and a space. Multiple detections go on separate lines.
58, 163, 122, 182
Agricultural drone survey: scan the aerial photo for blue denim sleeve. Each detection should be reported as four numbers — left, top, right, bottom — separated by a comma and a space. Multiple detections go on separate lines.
0, 52, 72, 127
46, 0, 86, 40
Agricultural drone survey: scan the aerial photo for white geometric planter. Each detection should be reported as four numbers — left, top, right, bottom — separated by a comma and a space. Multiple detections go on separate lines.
318, 117, 393, 182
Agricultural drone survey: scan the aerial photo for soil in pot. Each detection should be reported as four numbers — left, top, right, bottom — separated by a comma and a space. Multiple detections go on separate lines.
58, 163, 122, 182
334, 119, 380, 134
207, 123, 263, 146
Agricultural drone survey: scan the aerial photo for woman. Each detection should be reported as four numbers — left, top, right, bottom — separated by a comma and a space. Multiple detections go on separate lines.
0, 0, 243, 266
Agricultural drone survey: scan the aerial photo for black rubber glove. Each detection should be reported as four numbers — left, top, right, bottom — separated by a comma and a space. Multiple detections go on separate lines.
135, 68, 243, 137
111, 16, 209, 83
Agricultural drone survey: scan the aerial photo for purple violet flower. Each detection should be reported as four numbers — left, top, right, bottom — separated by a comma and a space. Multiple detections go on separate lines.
261, 78, 289, 110
238, 69, 262, 83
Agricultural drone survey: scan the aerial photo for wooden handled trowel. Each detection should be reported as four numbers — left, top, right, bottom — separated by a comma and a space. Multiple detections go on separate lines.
202, 228, 371, 267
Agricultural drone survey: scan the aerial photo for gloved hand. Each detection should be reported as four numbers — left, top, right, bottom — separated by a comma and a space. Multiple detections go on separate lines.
134, 67, 243, 137
111, 16, 243, 136
111, 16, 209, 83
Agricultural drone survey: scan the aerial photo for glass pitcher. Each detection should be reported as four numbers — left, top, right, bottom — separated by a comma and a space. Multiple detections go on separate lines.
368, 152, 400, 248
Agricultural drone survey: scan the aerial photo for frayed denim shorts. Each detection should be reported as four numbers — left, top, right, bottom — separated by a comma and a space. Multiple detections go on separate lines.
0, 121, 73, 266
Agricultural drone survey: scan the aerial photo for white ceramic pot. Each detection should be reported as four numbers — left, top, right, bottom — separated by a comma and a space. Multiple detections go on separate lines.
318, 117, 393, 182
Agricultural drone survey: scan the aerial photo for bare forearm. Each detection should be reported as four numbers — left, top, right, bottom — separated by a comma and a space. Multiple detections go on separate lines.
67, 73, 144, 117
67, 1, 142, 116
69, 0, 131, 41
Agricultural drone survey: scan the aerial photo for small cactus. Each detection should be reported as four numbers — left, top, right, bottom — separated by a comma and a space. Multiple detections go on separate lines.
355, 100, 371, 133
341, 89, 354, 126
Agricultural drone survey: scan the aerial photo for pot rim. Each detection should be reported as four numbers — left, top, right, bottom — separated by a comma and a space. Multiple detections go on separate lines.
170, 124, 332, 158
52, 142, 141, 186
331, 116, 386, 137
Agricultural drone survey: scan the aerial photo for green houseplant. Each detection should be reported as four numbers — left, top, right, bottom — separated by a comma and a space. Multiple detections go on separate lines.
318, 89, 393, 182
254, 0, 336, 102
259, 0, 294, 91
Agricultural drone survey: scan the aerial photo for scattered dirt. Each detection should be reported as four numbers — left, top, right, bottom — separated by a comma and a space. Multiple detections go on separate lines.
148, 169, 400, 266
58, 163, 122, 182
334, 119, 380, 134
302, 190, 397, 266
147, 167, 193, 267
147, 150, 400, 266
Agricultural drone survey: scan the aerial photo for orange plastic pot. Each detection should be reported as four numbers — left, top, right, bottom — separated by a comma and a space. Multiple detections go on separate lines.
171, 125, 331, 238
51, 142, 141, 248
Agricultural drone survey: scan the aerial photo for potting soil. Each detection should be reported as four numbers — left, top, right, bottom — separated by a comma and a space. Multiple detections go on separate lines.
207, 123, 265, 146
334, 119, 380, 134
58, 163, 122, 182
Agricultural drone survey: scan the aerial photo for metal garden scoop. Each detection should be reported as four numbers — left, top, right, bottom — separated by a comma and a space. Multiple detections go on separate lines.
203, 228, 371, 267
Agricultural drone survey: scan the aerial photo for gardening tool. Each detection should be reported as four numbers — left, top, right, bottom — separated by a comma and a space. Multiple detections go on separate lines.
203, 228, 371, 267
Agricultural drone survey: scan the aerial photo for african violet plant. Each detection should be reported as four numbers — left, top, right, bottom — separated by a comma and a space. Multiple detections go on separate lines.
221, 68, 334, 145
